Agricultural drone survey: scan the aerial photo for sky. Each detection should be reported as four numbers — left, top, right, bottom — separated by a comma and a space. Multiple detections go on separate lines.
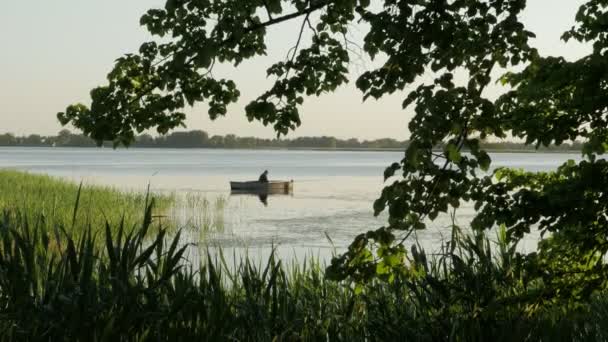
0, 1, 591, 140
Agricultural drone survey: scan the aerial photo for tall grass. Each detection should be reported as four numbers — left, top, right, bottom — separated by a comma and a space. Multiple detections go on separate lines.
1, 197, 608, 341
0, 169, 174, 235
171, 192, 227, 233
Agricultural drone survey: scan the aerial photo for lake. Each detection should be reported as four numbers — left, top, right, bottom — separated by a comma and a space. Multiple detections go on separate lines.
0, 147, 581, 263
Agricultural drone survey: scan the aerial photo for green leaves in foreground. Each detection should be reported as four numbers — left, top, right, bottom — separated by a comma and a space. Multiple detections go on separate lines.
3, 202, 608, 341
0, 200, 192, 340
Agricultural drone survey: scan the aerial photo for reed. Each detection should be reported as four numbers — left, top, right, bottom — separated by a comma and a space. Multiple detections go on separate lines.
169, 192, 227, 233
1, 197, 607, 341
0, 169, 174, 236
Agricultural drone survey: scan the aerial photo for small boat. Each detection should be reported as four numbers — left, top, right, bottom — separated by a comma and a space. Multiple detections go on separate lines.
230, 180, 293, 194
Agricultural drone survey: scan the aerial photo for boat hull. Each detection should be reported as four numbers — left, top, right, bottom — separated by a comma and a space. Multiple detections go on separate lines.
230, 181, 293, 194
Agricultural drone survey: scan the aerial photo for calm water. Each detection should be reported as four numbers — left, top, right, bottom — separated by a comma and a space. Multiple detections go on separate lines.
0, 147, 581, 262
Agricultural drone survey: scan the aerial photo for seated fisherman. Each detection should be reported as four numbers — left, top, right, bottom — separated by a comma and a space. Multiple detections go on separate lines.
258, 170, 269, 183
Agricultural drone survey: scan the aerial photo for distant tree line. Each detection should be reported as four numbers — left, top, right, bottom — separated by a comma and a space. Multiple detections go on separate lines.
0, 129, 97, 147
0, 129, 581, 151
0, 129, 407, 149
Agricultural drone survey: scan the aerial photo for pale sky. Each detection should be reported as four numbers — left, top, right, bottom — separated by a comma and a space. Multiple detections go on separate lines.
0, 1, 591, 140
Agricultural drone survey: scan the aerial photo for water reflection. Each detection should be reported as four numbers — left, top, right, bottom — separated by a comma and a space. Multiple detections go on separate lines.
229, 190, 294, 207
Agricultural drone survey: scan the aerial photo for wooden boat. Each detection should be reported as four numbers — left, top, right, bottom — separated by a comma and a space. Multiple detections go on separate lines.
230, 180, 293, 194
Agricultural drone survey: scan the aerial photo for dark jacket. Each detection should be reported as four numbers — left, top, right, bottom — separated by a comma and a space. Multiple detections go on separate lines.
259, 172, 269, 182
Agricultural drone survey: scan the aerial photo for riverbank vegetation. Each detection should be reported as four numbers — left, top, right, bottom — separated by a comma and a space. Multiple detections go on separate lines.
171, 192, 227, 233
1, 201, 608, 341
2, 171, 605, 340
0, 169, 173, 236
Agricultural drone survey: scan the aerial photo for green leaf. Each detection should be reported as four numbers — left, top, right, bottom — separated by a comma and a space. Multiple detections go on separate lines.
446, 143, 462, 163
478, 151, 491, 172
406, 144, 420, 166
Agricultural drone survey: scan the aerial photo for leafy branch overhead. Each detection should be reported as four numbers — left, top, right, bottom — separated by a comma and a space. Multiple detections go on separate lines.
61, 0, 608, 300
58, 0, 347, 145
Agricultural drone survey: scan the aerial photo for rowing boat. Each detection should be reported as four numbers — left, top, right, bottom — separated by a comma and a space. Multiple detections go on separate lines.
230, 180, 293, 194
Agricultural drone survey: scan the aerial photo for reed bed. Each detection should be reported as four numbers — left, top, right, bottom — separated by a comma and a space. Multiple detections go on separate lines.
1, 198, 607, 341
171, 192, 227, 233
0, 169, 174, 236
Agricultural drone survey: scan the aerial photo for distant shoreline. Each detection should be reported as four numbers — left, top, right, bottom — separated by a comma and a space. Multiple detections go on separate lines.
1, 129, 583, 153
0, 145, 581, 154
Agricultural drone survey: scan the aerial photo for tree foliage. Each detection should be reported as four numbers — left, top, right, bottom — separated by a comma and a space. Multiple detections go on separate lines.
60, 0, 608, 304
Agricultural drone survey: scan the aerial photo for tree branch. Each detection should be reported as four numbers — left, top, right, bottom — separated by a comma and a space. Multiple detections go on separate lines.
124, 1, 333, 120
246, 1, 329, 33
397, 62, 497, 246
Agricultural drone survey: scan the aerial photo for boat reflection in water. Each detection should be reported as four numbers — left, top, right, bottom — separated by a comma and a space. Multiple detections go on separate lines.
229, 180, 294, 206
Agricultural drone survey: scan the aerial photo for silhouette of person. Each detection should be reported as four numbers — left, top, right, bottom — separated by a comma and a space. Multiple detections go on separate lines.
258, 170, 269, 183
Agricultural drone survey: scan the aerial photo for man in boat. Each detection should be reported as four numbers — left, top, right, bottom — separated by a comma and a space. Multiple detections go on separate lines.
258, 170, 269, 183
